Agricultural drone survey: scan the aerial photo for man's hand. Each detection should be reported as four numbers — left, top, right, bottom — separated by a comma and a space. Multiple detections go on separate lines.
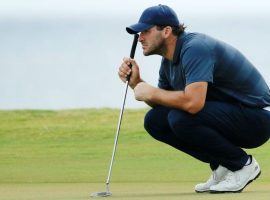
118, 57, 142, 89
134, 82, 156, 102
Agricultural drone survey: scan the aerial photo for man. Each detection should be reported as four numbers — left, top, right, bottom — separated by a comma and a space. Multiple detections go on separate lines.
118, 4, 270, 193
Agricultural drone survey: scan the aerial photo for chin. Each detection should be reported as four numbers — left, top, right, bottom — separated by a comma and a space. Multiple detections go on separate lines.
143, 52, 154, 56
143, 50, 154, 56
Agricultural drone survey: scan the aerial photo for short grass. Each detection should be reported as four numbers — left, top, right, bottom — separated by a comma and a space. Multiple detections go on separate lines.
0, 109, 269, 200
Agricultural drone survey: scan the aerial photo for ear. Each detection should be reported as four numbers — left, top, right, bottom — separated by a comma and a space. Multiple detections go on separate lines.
163, 26, 173, 38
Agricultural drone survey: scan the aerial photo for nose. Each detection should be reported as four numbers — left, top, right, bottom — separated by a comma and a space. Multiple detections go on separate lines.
138, 33, 144, 42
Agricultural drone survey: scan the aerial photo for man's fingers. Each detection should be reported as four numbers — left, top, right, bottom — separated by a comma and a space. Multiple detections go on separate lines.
128, 59, 137, 68
118, 65, 132, 79
123, 57, 137, 68
119, 66, 131, 75
119, 60, 132, 74
123, 57, 131, 66
118, 70, 130, 78
118, 70, 125, 79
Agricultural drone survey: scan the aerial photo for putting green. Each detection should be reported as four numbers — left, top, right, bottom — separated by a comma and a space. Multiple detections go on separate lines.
0, 109, 269, 200
0, 182, 270, 200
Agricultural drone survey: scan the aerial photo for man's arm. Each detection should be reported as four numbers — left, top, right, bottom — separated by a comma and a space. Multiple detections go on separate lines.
134, 81, 208, 114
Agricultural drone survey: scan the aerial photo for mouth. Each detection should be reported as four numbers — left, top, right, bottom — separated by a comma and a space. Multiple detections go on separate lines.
142, 44, 147, 50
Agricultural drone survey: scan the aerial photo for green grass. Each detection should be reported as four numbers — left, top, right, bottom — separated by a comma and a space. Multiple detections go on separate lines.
0, 109, 269, 199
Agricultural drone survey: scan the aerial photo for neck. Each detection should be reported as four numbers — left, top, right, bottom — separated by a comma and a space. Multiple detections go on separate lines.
162, 35, 177, 61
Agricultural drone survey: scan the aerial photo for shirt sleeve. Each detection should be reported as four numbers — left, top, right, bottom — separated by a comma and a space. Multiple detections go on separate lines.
181, 40, 215, 86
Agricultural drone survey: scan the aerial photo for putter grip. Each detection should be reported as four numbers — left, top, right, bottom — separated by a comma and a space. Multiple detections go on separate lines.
126, 34, 139, 81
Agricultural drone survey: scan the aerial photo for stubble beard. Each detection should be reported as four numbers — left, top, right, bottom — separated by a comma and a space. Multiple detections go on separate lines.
143, 37, 167, 57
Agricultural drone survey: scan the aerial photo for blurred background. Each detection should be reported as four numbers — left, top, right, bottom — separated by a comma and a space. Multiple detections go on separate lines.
0, 0, 269, 110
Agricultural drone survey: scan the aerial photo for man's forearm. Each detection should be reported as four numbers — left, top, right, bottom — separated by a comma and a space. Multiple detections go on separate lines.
134, 82, 190, 110
134, 80, 207, 114
150, 88, 192, 111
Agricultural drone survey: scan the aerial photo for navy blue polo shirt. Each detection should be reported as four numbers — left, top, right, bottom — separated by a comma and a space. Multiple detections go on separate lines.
158, 32, 270, 108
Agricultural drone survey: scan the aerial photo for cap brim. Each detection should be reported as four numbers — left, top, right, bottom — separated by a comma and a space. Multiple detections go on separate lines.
126, 23, 154, 34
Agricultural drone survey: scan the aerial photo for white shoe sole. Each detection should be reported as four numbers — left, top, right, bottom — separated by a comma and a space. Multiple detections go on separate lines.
195, 189, 210, 193
210, 170, 261, 193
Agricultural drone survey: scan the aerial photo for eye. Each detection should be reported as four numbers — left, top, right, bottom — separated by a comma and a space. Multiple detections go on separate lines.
142, 29, 150, 34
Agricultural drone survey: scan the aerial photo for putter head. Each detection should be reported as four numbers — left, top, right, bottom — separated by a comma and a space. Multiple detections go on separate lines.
90, 191, 112, 198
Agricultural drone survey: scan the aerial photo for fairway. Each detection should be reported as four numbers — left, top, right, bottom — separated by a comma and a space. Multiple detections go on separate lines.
0, 109, 269, 199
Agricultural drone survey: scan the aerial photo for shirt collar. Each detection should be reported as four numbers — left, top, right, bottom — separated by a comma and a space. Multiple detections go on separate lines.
172, 31, 186, 64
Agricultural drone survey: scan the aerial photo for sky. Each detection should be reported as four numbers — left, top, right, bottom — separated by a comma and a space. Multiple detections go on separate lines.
0, 0, 270, 18
0, 0, 270, 109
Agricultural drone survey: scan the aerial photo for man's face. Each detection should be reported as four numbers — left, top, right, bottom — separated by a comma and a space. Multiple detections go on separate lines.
139, 26, 166, 56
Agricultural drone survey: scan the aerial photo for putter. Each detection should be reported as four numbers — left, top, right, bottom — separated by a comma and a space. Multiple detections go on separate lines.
91, 33, 139, 198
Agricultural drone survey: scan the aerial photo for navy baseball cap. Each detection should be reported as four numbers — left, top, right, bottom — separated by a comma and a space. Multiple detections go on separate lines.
126, 4, 180, 34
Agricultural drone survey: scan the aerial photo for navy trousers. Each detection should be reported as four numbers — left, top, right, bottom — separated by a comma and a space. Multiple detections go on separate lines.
144, 101, 270, 171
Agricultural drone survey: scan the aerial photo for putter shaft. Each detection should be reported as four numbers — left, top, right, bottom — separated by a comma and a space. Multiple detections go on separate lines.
106, 81, 129, 187
92, 34, 138, 198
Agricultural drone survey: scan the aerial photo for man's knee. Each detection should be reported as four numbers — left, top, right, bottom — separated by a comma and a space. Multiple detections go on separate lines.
144, 108, 155, 133
144, 106, 170, 140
